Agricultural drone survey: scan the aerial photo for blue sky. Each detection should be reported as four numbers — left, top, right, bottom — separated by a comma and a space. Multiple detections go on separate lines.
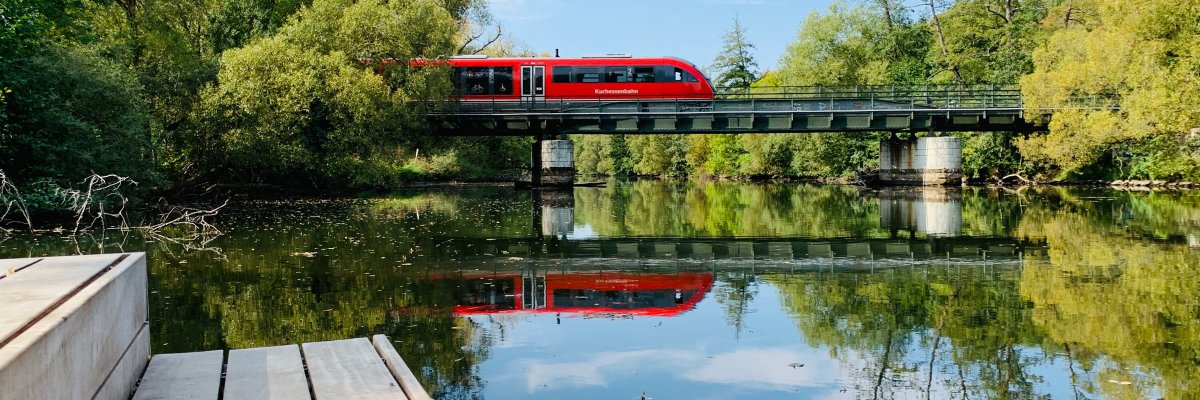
485, 0, 837, 71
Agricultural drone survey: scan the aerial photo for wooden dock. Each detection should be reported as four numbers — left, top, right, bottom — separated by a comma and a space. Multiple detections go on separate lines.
133, 335, 432, 400
0, 253, 433, 400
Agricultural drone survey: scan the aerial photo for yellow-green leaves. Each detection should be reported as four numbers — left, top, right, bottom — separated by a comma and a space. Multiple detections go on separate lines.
1021, 0, 1200, 179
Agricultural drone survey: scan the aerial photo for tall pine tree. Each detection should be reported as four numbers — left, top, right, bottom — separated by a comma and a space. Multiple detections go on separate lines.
710, 16, 760, 93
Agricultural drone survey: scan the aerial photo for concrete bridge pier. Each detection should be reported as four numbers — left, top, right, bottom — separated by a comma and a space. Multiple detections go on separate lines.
878, 136, 962, 186
532, 136, 575, 187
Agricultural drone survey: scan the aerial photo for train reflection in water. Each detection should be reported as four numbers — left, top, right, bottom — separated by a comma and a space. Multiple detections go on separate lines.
450, 271, 715, 317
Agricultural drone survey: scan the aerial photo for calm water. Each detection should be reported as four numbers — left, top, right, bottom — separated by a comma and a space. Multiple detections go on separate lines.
3, 181, 1199, 399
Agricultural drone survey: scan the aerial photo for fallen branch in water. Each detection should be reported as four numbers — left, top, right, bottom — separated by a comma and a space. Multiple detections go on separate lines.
59, 174, 136, 235
0, 171, 32, 234
139, 199, 228, 234
996, 173, 1032, 186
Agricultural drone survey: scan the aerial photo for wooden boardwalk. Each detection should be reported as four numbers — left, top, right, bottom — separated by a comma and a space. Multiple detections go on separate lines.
133, 335, 432, 400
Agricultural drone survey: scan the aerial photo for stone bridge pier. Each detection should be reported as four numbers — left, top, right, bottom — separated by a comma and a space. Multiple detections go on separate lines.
531, 136, 575, 187
879, 136, 962, 186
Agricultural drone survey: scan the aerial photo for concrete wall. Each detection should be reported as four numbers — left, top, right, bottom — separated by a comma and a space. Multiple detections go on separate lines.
0, 253, 149, 400
879, 136, 962, 186
539, 140, 575, 186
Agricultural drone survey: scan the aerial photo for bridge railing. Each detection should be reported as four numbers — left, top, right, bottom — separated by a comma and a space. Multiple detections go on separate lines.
436, 84, 1115, 115
718, 84, 1024, 107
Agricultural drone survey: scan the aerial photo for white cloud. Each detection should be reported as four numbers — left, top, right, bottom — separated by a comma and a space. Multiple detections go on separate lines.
684, 348, 840, 390
522, 348, 697, 392
512, 346, 848, 394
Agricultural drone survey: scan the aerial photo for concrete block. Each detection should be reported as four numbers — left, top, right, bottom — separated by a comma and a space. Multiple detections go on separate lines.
0, 253, 148, 400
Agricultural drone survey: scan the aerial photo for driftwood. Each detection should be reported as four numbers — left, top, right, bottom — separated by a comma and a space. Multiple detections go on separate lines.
0, 171, 33, 234
0, 172, 228, 253
59, 174, 136, 234
995, 173, 1032, 186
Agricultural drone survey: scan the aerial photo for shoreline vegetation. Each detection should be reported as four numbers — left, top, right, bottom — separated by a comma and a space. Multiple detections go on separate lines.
2, 0, 1198, 226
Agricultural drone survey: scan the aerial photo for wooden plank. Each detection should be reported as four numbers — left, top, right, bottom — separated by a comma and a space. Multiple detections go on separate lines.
0, 253, 147, 400
92, 323, 150, 400
224, 345, 312, 400
302, 338, 407, 400
0, 253, 123, 345
371, 335, 433, 400
132, 350, 223, 400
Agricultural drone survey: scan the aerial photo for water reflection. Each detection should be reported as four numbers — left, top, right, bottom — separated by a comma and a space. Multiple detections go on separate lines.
535, 190, 575, 238
449, 269, 713, 317
1, 183, 1200, 399
877, 187, 963, 236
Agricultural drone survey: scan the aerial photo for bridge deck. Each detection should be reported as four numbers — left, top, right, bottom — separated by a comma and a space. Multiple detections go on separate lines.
432, 85, 1114, 135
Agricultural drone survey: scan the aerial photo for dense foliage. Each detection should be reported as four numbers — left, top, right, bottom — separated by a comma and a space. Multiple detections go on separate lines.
1, 0, 528, 196
1020, 0, 1200, 180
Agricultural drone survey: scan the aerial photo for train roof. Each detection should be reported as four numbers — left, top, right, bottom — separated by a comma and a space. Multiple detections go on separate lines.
440, 55, 701, 66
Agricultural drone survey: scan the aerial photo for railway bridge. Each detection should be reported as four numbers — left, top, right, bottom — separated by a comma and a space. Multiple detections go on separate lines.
431, 85, 1112, 186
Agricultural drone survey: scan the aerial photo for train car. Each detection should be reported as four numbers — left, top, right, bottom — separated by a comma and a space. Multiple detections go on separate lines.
442, 54, 715, 102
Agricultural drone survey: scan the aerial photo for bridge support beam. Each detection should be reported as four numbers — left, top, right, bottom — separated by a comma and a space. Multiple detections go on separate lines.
535, 139, 575, 187
878, 136, 962, 186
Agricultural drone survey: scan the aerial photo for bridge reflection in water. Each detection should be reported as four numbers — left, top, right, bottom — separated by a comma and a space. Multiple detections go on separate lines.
433, 186, 1040, 318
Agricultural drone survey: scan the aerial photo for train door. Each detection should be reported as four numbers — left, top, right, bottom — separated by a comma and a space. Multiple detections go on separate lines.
521, 65, 545, 106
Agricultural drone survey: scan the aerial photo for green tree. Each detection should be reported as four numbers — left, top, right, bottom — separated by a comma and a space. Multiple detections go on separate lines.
771, 1, 900, 178
932, 0, 1052, 84
710, 16, 759, 91
704, 134, 745, 176
1, 43, 154, 183
192, 0, 459, 188
1020, 0, 1200, 180
629, 134, 688, 176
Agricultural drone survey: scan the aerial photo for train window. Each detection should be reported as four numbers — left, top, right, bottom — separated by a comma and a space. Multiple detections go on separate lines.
633, 67, 655, 83
494, 67, 513, 95
451, 67, 465, 94
605, 66, 629, 83
671, 67, 699, 83
575, 67, 602, 83
655, 66, 675, 82
552, 66, 572, 83
464, 67, 489, 95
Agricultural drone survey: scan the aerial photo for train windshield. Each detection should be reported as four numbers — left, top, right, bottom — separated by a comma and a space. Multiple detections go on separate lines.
674, 68, 699, 83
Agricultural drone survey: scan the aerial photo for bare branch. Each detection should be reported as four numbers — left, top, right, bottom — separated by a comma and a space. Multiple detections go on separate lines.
457, 25, 503, 55
58, 174, 136, 235
0, 170, 33, 234
472, 26, 504, 54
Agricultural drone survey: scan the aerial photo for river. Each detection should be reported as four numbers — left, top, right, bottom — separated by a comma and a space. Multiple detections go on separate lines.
2, 181, 1198, 399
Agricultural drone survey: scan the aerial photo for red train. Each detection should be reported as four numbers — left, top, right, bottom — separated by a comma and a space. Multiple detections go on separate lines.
440, 55, 715, 102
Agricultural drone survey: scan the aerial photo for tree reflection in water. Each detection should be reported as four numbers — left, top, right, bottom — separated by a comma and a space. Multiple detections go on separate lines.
0, 183, 1198, 398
